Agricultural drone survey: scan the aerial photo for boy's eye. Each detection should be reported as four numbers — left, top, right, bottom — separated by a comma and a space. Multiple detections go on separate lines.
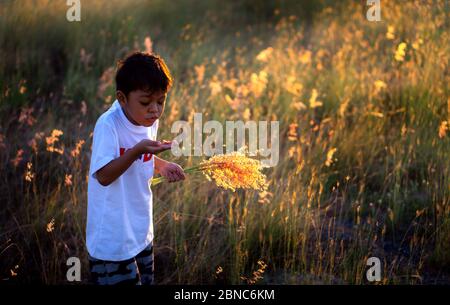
140, 99, 164, 106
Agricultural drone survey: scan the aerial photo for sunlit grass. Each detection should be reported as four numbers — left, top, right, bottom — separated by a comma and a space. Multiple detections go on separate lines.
0, 0, 449, 284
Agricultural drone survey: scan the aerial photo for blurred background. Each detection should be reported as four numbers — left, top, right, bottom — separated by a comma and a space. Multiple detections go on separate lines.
0, 0, 449, 284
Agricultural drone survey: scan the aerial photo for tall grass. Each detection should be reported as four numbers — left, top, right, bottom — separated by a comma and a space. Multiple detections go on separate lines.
0, 0, 449, 284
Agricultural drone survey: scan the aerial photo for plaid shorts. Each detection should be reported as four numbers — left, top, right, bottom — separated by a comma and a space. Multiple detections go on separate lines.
88, 242, 154, 285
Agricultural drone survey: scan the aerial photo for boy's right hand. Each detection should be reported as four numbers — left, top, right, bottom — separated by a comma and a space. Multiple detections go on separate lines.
96, 139, 172, 187
134, 139, 172, 155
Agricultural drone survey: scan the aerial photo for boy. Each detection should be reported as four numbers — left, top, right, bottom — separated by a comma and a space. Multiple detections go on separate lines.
87, 52, 185, 285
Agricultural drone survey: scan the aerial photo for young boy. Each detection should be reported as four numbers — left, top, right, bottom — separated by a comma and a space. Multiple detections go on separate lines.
87, 52, 185, 285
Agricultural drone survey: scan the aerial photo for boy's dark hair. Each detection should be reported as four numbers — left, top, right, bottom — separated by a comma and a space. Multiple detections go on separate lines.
115, 52, 173, 97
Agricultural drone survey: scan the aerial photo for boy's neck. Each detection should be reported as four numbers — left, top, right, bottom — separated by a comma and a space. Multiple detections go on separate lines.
120, 106, 140, 126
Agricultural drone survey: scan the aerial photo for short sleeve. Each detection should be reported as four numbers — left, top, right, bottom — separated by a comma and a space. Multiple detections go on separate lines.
89, 120, 118, 179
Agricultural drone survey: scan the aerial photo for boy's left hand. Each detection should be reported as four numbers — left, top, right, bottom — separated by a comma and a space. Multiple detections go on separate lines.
159, 162, 186, 183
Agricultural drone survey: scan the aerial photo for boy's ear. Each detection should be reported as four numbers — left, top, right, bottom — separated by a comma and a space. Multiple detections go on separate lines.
116, 91, 127, 106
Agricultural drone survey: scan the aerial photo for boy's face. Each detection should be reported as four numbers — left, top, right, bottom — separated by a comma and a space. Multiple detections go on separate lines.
117, 89, 166, 127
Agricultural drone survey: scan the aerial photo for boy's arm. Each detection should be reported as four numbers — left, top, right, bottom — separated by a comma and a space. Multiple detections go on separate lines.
96, 147, 141, 186
96, 139, 172, 186
154, 156, 185, 183
154, 156, 169, 174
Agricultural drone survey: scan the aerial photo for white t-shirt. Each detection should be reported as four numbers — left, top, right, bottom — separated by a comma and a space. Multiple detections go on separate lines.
87, 100, 158, 261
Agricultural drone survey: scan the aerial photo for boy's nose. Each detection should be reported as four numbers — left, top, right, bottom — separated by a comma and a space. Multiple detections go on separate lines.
147, 103, 158, 112
147, 108, 159, 118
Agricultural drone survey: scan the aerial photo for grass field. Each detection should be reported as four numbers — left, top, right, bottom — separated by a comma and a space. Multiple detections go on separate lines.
0, 0, 449, 284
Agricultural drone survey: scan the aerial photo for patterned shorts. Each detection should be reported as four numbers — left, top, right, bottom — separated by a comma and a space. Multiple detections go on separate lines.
88, 242, 154, 285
